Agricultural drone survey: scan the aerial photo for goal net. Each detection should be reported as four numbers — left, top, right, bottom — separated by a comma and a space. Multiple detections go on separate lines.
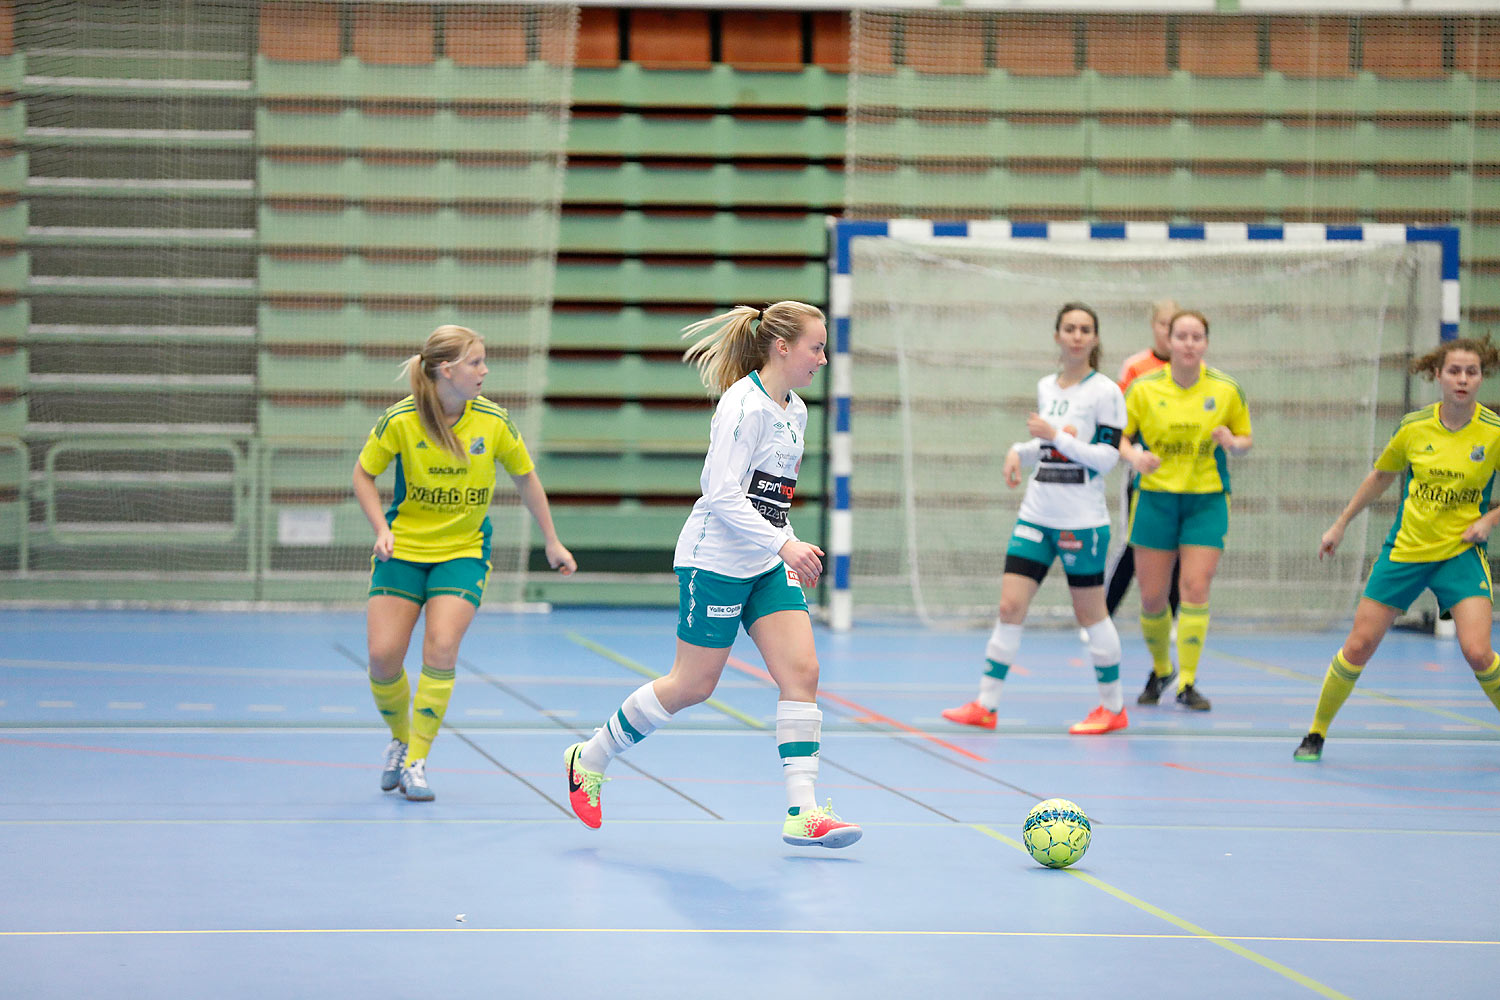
838, 226, 1444, 629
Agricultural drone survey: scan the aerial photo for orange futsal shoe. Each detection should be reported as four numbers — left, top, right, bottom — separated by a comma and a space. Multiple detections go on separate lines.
941, 700, 997, 730
1068, 705, 1129, 735
782, 800, 862, 849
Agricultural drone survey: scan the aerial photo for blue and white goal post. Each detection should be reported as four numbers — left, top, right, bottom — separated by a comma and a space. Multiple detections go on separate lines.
824, 219, 1461, 632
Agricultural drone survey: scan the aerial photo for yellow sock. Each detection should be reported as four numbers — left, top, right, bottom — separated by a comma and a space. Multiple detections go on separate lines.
370, 671, 410, 743
1176, 601, 1209, 687
407, 664, 456, 761
1140, 607, 1172, 676
1475, 653, 1500, 714
1311, 650, 1364, 736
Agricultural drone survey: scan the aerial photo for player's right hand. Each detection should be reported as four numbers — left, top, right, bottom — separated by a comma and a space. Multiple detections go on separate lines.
372, 528, 395, 562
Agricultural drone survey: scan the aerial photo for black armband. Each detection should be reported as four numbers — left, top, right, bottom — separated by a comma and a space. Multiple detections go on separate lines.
1094, 425, 1123, 448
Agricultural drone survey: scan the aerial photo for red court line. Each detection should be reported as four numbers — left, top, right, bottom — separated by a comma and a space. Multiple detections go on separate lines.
723, 656, 989, 763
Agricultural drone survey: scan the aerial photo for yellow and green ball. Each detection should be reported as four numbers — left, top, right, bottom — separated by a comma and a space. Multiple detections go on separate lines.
1022, 798, 1091, 868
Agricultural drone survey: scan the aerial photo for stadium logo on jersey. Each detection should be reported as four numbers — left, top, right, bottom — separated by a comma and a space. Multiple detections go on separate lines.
469, 437, 486, 455
1203, 398, 1216, 410
1472, 445, 1486, 461
707, 604, 743, 618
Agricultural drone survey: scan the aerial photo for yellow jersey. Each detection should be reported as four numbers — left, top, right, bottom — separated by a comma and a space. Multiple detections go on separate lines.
1375, 403, 1500, 563
358, 396, 535, 563
1123, 364, 1251, 494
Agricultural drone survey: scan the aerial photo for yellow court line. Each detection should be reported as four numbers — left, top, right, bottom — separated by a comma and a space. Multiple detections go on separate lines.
565, 633, 768, 730
969, 824, 1356, 1000
1209, 648, 1500, 733
2, 927, 1495, 945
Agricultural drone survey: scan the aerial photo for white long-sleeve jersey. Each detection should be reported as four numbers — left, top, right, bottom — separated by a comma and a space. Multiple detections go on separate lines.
674, 372, 804, 578
1012, 370, 1126, 530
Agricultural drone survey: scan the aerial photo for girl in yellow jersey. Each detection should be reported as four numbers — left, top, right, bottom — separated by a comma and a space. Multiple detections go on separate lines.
1296, 338, 1500, 762
1119, 310, 1253, 711
353, 325, 576, 801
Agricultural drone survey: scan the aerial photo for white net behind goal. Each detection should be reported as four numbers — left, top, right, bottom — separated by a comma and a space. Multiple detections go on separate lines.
848, 236, 1441, 629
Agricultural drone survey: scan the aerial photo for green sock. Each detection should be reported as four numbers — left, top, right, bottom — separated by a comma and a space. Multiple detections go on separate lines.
1140, 607, 1172, 676
407, 664, 456, 762
1311, 650, 1364, 736
370, 671, 410, 743
1474, 653, 1500, 714
1176, 602, 1209, 687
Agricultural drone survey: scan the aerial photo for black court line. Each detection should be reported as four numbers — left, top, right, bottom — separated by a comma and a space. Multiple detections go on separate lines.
454, 654, 725, 821
332, 642, 571, 818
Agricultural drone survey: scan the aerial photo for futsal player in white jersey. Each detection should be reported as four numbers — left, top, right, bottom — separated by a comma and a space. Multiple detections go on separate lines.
942, 303, 1131, 735
564, 300, 861, 848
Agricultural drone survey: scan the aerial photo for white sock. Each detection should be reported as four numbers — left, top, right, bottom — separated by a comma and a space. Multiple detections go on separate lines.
1082, 617, 1124, 713
580, 681, 673, 772
978, 621, 1022, 710
776, 700, 821, 812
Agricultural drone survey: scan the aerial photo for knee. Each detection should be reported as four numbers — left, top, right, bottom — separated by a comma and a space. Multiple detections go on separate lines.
420, 635, 462, 671
780, 652, 820, 688
667, 673, 717, 708
1177, 577, 1211, 605
1462, 643, 1495, 673
1342, 635, 1378, 665
997, 596, 1027, 622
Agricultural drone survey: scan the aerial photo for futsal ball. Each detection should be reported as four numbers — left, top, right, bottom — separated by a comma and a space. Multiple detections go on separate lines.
1022, 798, 1091, 869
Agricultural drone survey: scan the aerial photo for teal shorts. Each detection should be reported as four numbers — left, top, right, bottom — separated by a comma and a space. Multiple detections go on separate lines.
1005, 519, 1111, 585
1362, 545, 1493, 613
676, 562, 809, 649
1129, 489, 1230, 551
369, 555, 491, 608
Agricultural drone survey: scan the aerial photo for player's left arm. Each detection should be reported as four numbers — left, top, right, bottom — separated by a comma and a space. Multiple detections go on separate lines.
1210, 388, 1253, 456
511, 470, 576, 575
1046, 386, 1124, 474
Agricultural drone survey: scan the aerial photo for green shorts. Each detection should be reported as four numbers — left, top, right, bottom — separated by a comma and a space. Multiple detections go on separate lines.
1362, 545, 1493, 613
369, 555, 491, 608
676, 562, 809, 648
1005, 519, 1111, 585
1129, 489, 1230, 551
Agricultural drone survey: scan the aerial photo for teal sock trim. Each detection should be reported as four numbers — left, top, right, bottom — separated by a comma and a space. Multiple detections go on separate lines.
984, 659, 1011, 680
1093, 663, 1120, 684
778, 741, 820, 760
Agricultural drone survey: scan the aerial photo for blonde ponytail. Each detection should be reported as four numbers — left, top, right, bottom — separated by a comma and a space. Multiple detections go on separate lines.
682, 300, 826, 395
397, 324, 482, 459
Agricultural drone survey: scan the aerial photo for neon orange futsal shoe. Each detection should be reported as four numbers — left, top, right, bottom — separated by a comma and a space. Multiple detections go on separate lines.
564, 742, 605, 829
1068, 705, 1129, 735
941, 700, 997, 730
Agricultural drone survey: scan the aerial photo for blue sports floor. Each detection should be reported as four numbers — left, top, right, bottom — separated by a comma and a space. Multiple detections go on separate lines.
2, 607, 1498, 999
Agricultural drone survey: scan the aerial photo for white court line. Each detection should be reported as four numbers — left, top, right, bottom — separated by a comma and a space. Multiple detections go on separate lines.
538, 709, 576, 718
38, 700, 75, 708
464, 708, 505, 717
177, 703, 214, 712
318, 706, 357, 715
247, 704, 285, 713
108, 701, 144, 710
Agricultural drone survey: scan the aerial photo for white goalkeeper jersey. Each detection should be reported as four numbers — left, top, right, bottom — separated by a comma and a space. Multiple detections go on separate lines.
674, 372, 803, 578
1012, 370, 1126, 530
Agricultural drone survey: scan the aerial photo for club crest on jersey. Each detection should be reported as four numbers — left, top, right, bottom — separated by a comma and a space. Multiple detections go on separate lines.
469, 438, 485, 455
1472, 445, 1486, 461
1057, 531, 1083, 551
1203, 398, 1216, 411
